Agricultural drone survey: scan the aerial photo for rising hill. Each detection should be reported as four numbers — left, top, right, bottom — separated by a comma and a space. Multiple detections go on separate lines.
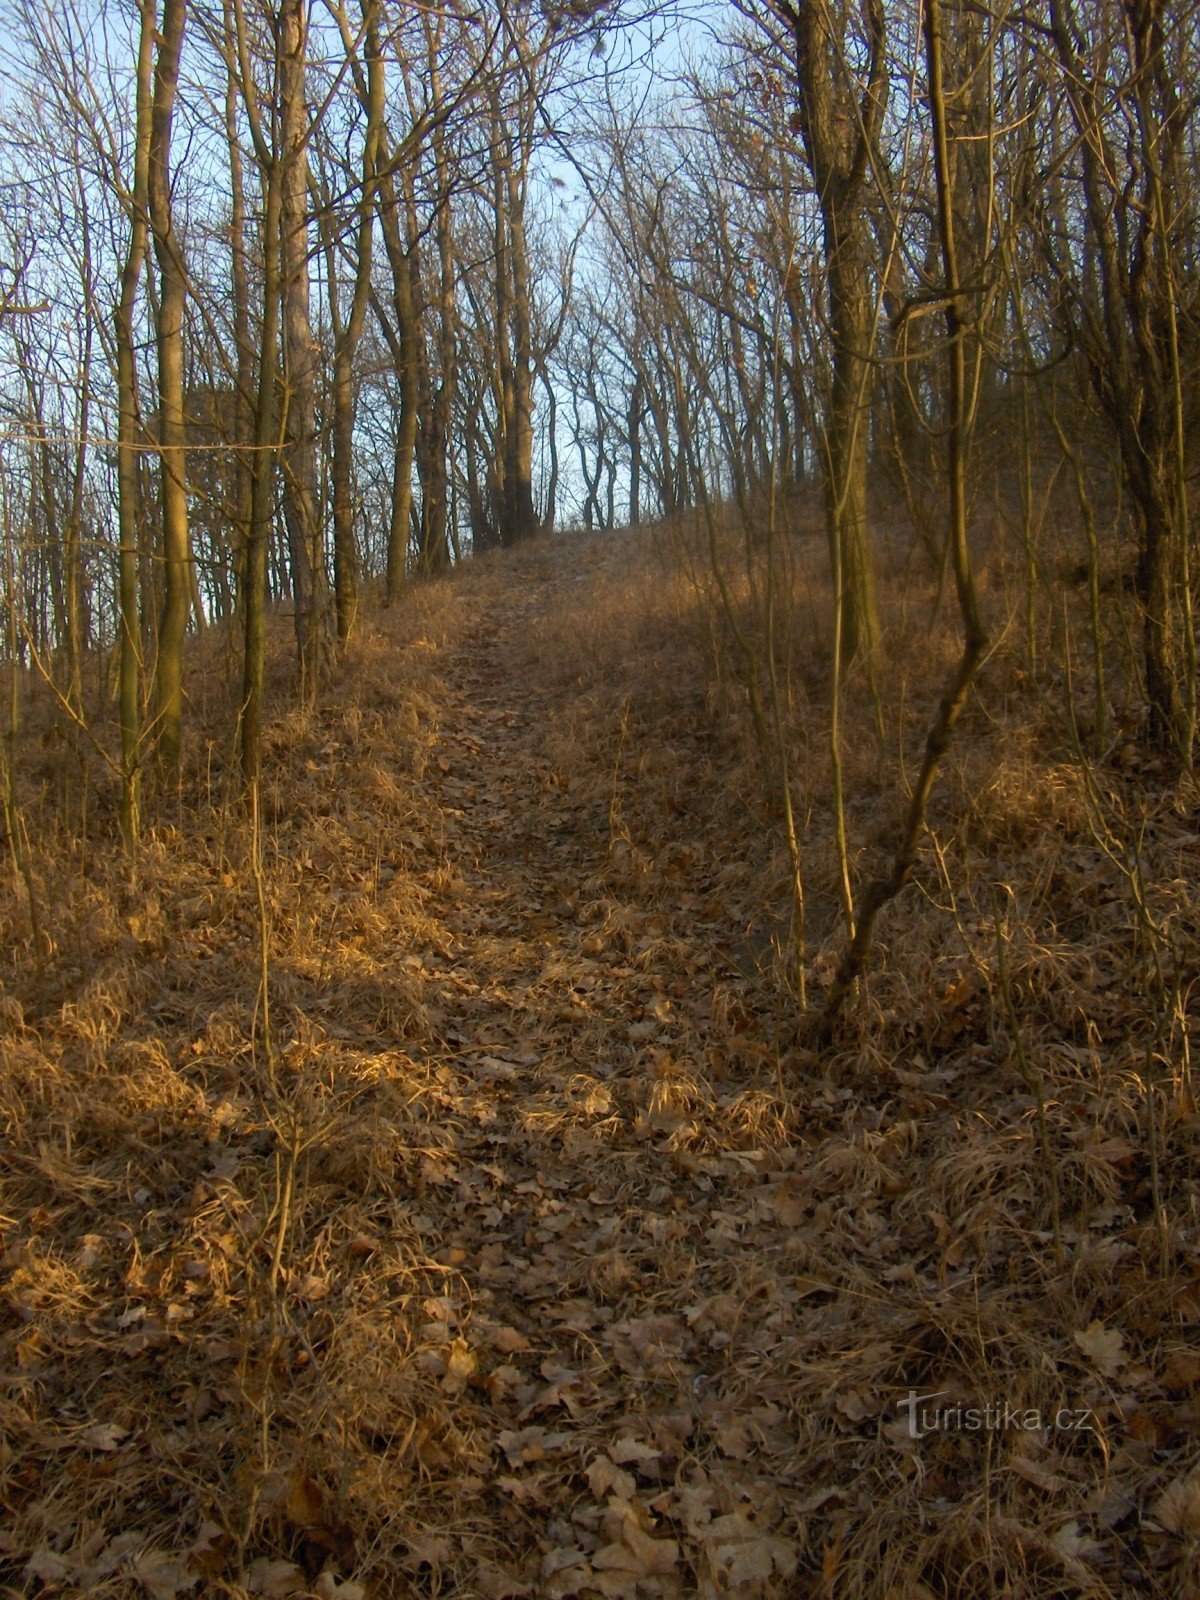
1, 527, 1198, 1600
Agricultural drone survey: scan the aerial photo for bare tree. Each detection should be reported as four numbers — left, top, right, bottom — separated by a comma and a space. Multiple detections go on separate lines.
321, 0, 385, 642
279, 0, 332, 696
148, 0, 191, 776
745, 0, 889, 665
1040, 0, 1198, 761
115, 0, 155, 843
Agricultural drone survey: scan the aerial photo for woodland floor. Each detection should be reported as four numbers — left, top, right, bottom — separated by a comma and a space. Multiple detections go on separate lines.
2, 528, 1200, 1600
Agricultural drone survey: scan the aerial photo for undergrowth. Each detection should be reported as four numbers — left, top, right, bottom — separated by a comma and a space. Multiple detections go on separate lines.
1, 528, 1198, 1599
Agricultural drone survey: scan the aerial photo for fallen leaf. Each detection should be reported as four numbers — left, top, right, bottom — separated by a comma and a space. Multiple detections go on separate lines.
80, 1421, 130, 1451
404, 1531, 452, 1568
286, 1472, 326, 1529
1161, 1348, 1200, 1392
313, 1574, 365, 1600
244, 1558, 305, 1597
1074, 1321, 1126, 1378
587, 1455, 636, 1502
609, 1438, 660, 1469
1153, 1470, 1200, 1537
484, 1322, 532, 1353
442, 1336, 477, 1393
25, 1550, 71, 1585
474, 1561, 531, 1599
133, 1550, 197, 1600
1049, 1522, 1102, 1564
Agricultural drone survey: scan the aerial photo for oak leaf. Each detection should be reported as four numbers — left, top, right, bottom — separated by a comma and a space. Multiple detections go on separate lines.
1074, 1321, 1126, 1378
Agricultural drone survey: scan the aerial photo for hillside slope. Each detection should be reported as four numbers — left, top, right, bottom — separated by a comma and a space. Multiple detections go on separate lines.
1, 530, 1198, 1600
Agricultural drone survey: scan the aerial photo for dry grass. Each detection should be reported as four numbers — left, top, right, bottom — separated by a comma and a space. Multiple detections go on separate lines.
1, 525, 1199, 1599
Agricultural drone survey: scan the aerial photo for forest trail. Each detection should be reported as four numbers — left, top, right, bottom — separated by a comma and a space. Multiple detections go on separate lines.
308, 531, 832, 1591
2, 530, 1193, 1599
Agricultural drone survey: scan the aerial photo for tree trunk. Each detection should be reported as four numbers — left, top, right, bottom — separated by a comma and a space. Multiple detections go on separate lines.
279, 0, 330, 698
763, 0, 887, 664
115, 0, 154, 847
64, 171, 94, 717
541, 369, 558, 536
1048, 0, 1196, 761
327, 2, 383, 641
225, 0, 253, 614
417, 126, 456, 575
825, 208, 876, 663
148, 0, 190, 778
628, 374, 643, 526
1133, 457, 1187, 751
503, 144, 537, 545
377, 163, 421, 601
240, 160, 283, 793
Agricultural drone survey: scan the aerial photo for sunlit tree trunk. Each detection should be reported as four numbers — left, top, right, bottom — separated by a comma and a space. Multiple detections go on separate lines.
224, 0, 253, 615
758, 0, 888, 664
325, 2, 384, 642
503, 129, 537, 545
228, 0, 288, 791
377, 160, 421, 600
417, 44, 456, 577
114, 0, 155, 846
279, 0, 330, 698
148, 0, 190, 777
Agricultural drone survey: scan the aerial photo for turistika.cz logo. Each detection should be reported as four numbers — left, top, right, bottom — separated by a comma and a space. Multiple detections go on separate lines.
897, 1390, 1095, 1440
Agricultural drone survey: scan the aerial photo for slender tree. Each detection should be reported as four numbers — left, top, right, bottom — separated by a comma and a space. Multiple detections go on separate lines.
114, 0, 155, 844
744, 0, 888, 663
148, 0, 191, 776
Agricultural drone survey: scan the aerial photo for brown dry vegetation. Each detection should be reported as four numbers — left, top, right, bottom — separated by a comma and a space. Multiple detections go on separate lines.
2, 526, 1200, 1600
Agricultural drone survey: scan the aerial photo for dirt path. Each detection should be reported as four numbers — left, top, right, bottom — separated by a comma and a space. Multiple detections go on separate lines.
387, 543, 778, 1304
299, 538, 819, 1595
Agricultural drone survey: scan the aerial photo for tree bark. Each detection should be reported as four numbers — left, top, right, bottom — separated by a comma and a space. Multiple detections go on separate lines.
824, 205, 876, 662
326, 1, 384, 641
224, 0, 253, 615
503, 136, 537, 545
628, 373, 642, 526
377, 161, 421, 600
114, 0, 155, 846
240, 158, 284, 794
417, 110, 456, 575
279, 0, 330, 698
148, 0, 190, 778
761, 0, 887, 664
